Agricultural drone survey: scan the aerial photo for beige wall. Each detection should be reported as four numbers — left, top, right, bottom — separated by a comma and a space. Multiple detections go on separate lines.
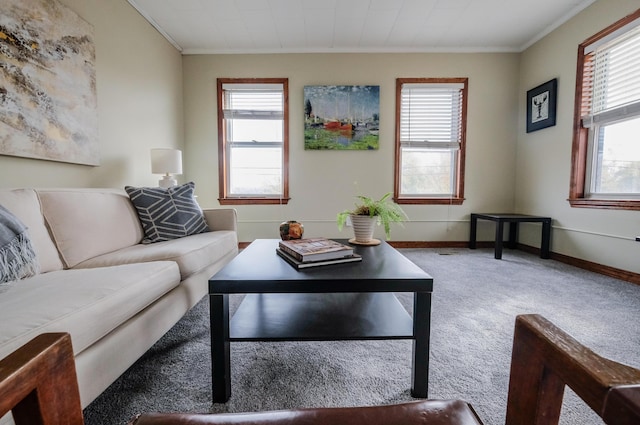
516, 0, 640, 273
183, 53, 520, 243
3, 0, 637, 273
0, 0, 183, 189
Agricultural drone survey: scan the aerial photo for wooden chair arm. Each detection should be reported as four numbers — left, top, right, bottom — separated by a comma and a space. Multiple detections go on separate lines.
506, 314, 640, 425
0, 333, 84, 425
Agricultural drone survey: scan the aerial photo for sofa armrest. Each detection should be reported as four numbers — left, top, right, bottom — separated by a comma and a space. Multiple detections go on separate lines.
203, 208, 237, 233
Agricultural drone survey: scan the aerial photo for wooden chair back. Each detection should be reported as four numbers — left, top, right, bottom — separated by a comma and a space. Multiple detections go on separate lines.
1, 315, 639, 425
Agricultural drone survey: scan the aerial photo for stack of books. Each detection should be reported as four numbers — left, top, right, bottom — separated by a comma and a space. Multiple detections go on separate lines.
277, 237, 362, 269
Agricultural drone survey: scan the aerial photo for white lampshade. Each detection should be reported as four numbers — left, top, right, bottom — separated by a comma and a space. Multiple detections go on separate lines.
150, 148, 182, 188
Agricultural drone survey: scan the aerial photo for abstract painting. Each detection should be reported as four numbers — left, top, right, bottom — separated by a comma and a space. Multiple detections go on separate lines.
304, 85, 380, 150
0, 0, 99, 165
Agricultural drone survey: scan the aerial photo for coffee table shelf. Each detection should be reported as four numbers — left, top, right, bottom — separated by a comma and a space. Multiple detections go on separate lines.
230, 293, 414, 341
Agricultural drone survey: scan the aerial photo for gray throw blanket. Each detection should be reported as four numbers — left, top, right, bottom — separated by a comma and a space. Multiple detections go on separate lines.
0, 204, 38, 285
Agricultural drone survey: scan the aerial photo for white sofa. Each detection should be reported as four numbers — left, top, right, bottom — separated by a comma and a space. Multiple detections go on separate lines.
0, 187, 238, 420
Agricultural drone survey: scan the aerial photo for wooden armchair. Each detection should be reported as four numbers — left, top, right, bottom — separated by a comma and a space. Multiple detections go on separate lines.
0, 333, 83, 425
1, 315, 639, 425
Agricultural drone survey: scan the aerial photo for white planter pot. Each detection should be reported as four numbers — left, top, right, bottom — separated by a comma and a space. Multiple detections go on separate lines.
350, 214, 378, 243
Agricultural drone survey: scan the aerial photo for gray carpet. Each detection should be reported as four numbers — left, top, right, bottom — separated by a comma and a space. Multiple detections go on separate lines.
83, 248, 640, 425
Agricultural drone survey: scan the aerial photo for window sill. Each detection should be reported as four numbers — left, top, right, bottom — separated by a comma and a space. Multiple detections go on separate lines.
219, 197, 290, 205
568, 198, 640, 210
395, 197, 464, 205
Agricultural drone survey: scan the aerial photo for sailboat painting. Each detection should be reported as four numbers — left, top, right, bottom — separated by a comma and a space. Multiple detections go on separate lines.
304, 85, 380, 150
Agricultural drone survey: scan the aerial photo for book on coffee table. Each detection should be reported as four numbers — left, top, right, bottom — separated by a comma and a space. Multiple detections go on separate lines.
276, 248, 362, 269
278, 238, 353, 262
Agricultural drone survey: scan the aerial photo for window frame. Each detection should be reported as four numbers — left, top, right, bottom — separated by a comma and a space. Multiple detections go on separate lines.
569, 8, 640, 210
394, 77, 468, 205
217, 78, 290, 205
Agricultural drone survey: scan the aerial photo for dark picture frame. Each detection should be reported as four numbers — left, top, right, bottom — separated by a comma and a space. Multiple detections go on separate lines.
526, 78, 557, 133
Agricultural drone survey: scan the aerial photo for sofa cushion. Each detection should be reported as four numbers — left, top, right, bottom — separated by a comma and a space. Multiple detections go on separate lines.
37, 189, 145, 268
0, 261, 180, 360
74, 230, 238, 280
0, 205, 38, 285
125, 182, 209, 244
0, 189, 63, 273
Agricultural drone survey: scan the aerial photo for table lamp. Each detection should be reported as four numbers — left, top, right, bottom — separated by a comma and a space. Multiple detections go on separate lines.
151, 148, 182, 188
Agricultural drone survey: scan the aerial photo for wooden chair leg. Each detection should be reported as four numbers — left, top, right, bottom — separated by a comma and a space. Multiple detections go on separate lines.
0, 333, 84, 425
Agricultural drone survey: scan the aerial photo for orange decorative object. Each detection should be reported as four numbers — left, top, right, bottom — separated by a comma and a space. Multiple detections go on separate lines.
279, 220, 304, 240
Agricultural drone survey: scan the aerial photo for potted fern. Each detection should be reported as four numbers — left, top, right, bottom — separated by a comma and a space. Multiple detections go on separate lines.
336, 193, 407, 244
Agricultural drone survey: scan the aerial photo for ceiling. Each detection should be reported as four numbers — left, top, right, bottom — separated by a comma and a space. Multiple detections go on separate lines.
127, 0, 598, 55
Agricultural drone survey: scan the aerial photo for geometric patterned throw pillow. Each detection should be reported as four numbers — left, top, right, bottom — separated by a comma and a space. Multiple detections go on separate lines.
125, 182, 209, 244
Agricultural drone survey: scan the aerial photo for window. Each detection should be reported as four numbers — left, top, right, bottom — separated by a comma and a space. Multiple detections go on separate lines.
394, 78, 468, 204
570, 9, 640, 209
217, 78, 289, 205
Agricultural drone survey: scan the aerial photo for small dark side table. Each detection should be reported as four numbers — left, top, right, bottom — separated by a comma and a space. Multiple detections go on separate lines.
469, 213, 552, 259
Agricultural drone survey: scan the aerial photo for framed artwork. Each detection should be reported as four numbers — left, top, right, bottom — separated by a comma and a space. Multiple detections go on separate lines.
0, 0, 99, 165
304, 85, 380, 150
526, 78, 557, 133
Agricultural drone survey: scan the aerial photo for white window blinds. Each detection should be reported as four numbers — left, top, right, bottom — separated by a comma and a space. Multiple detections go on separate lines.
222, 84, 283, 120
222, 84, 284, 145
581, 24, 640, 128
400, 83, 464, 149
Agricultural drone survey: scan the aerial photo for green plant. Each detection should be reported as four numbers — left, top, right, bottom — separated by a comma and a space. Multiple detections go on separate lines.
336, 193, 407, 240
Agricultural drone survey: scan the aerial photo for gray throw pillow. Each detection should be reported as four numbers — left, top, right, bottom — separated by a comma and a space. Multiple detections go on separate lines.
0, 204, 39, 286
125, 182, 209, 244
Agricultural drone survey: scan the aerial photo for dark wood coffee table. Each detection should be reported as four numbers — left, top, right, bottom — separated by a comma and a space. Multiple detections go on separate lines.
208, 239, 433, 403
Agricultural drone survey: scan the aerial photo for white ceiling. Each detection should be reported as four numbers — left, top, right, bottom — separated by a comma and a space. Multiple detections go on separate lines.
127, 0, 598, 54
